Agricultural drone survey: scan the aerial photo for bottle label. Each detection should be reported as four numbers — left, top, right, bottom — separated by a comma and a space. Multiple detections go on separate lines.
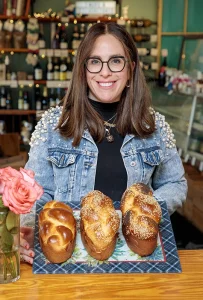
47, 72, 54, 80
18, 99, 23, 110
38, 40, 46, 49
35, 69, 43, 80
54, 71, 60, 80
60, 42, 68, 49
36, 101, 41, 110
1, 97, 6, 107
24, 103, 29, 110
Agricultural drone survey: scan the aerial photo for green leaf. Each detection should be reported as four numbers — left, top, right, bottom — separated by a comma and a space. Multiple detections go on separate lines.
1, 225, 13, 252
10, 227, 19, 234
0, 212, 7, 225
6, 211, 19, 231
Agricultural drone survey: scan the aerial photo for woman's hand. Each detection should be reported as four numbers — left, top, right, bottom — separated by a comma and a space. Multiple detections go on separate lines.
20, 226, 35, 264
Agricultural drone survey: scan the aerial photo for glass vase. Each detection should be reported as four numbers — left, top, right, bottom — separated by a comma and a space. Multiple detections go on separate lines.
0, 197, 20, 284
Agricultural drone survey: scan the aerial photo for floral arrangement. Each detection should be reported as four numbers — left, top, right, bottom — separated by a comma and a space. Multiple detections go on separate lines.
0, 167, 43, 283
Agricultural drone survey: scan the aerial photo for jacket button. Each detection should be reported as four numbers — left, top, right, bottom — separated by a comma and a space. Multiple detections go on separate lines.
130, 161, 136, 166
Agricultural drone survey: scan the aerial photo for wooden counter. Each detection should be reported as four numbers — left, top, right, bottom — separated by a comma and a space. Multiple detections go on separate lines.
1, 250, 203, 300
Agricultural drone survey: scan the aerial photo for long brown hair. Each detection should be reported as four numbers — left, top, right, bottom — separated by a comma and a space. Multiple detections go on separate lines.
57, 22, 155, 146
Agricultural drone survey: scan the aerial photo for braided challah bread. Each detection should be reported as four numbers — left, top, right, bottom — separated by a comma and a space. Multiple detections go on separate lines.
121, 183, 162, 256
39, 200, 76, 263
80, 190, 120, 261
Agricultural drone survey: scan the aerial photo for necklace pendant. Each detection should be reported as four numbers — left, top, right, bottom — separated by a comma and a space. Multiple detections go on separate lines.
106, 134, 114, 142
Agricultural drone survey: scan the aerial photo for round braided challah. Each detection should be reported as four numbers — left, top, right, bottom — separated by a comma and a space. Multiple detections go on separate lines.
39, 200, 76, 263
120, 183, 162, 256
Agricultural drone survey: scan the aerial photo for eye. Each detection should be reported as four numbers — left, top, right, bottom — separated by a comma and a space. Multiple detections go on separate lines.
111, 57, 124, 64
88, 58, 101, 65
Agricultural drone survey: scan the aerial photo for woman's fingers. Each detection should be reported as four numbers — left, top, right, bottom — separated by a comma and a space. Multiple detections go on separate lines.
20, 227, 35, 265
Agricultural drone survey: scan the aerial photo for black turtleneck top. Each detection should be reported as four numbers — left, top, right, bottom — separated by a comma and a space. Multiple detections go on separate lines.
89, 99, 127, 203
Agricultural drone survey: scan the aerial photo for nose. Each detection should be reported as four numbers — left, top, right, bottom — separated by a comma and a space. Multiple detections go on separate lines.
100, 62, 112, 77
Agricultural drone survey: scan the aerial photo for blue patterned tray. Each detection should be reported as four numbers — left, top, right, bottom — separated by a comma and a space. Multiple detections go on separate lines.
33, 200, 181, 274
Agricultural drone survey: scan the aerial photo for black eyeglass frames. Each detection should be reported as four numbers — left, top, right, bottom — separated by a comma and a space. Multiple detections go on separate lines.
85, 56, 128, 73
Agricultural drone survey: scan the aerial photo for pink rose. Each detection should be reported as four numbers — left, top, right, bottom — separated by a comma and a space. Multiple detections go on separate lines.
0, 167, 22, 193
2, 177, 43, 214
0, 167, 43, 214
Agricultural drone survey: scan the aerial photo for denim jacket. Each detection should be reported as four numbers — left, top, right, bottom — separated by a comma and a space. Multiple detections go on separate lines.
21, 106, 187, 226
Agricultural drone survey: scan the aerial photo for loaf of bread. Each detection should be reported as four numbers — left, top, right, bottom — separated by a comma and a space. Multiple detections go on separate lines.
80, 191, 120, 261
121, 183, 162, 256
38, 200, 76, 263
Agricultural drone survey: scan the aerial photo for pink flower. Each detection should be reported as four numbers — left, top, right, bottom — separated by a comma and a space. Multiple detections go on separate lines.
0, 167, 43, 214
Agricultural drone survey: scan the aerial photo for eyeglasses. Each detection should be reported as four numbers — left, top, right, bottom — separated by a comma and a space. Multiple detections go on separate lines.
85, 56, 128, 73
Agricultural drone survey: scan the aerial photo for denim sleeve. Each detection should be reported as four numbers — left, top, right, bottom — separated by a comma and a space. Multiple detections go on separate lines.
152, 114, 188, 215
20, 111, 57, 227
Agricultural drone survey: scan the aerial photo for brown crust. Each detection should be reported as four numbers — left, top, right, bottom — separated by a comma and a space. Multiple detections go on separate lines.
122, 210, 158, 256
39, 201, 76, 263
120, 183, 162, 257
80, 190, 120, 261
80, 219, 117, 261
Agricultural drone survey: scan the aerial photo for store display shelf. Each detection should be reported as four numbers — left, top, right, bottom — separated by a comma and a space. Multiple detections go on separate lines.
172, 128, 189, 151
187, 151, 203, 161
193, 122, 203, 132
0, 110, 36, 115
154, 106, 189, 122
0, 80, 70, 87
0, 48, 39, 53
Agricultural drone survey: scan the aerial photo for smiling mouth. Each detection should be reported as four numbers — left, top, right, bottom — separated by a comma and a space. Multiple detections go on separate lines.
97, 81, 115, 87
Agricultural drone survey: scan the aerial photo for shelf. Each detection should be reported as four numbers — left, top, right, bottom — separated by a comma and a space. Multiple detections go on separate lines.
193, 122, 203, 132
187, 150, 203, 161
153, 105, 190, 122
0, 48, 39, 53
0, 15, 126, 23
0, 80, 70, 87
0, 110, 36, 115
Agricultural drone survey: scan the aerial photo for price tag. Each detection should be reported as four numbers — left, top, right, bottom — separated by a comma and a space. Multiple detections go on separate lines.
61, 17, 70, 23
54, 49, 62, 57
116, 19, 126, 26
18, 80, 34, 86
46, 81, 70, 88
46, 49, 54, 57
39, 49, 46, 57
10, 80, 18, 88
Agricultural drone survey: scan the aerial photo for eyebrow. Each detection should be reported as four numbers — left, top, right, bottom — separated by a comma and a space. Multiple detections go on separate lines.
88, 54, 125, 59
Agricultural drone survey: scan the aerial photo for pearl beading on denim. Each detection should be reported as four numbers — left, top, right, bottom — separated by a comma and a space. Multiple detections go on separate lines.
29, 106, 62, 147
150, 108, 176, 149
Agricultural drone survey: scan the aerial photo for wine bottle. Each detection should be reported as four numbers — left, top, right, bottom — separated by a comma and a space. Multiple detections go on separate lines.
18, 90, 23, 110
56, 88, 61, 106
34, 60, 43, 80
6, 89, 12, 109
137, 48, 158, 57
35, 87, 42, 110
49, 88, 56, 107
6, 0, 12, 16
72, 25, 80, 50
0, 87, 6, 109
42, 86, 48, 110
0, 55, 6, 80
47, 57, 54, 81
131, 19, 157, 28
158, 49, 168, 87
23, 91, 29, 110
5, 55, 11, 80
66, 55, 72, 80
38, 24, 46, 49
52, 25, 60, 49
60, 57, 68, 81
59, 25, 68, 50
54, 57, 60, 80
133, 34, 157, 43
79, 23, 86, 40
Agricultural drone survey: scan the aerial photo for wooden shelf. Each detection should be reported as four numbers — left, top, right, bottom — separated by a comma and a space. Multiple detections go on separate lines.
0, 48, 39, 53
34, 80, 47, 85
0, 15, 127, 24
0, 110, 36, 115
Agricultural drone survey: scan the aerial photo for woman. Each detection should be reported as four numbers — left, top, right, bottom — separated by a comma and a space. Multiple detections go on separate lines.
20, 22, 187, 264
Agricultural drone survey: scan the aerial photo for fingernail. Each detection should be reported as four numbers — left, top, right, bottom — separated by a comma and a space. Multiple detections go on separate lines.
29, 251, 33, 257
25, 244, 29, 249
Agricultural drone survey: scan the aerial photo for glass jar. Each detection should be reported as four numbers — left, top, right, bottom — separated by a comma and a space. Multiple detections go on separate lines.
0, 197, 20, 284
